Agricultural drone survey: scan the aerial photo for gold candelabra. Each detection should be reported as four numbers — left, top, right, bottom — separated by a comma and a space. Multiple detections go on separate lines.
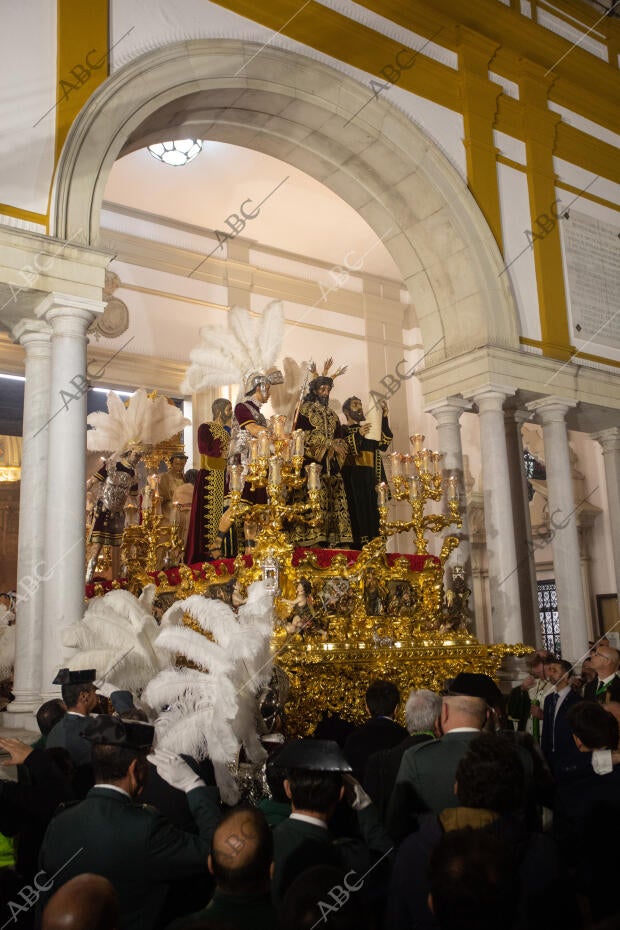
226, 417, 322, 591
377, 433, 462, 565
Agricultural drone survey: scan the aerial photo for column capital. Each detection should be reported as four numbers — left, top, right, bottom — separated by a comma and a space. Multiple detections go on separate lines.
526, 396, 577, 423
471, 384, 515, 412
35, 292, 105, 331
592, 427, 620, 454
11, 318, 52, 345
425, 396, 472, 423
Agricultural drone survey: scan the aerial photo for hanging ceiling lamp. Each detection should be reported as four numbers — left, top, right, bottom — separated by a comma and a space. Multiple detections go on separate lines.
147, 139, 203, 166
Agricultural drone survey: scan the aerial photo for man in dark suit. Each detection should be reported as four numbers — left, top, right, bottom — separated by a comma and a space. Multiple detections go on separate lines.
343, 680, 408, 780
269, 740, 392, 905
363, 689, 441, 820
584, 644, 620, 703
540, 658, 583, 779
38, 716, 221, 930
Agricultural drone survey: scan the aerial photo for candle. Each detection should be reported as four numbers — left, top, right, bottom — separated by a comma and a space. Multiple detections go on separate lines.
401, 454, 414, 477
390, 453, 403, 477
230, 464, 243, 492
410, 434, 425, 453
281, 438, 291, 462
306, 463, 321, 491
431, 452, 443, 476
408, 476, 420, 500
268, 455, 282, 486
249, 437, 259, 463
292, 429, 305, 457
447, 475, 459, 500
376, 482, 388, 507
272, 415, 286, 439
420, 449, 430, 473
257, 431, 270, 458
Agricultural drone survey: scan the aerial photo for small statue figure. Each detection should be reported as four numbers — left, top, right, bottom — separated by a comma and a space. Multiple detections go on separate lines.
440, 567, 471, 633
283, 579, 326, 638
86, 450, 141, 582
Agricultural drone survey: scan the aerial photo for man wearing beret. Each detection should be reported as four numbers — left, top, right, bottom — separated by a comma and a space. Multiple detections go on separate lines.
38, 716, 221, 930
386, 674, 497, 842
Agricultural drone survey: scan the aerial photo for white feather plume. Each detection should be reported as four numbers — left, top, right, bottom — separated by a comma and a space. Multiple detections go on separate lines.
181, 301, 284, 394
143, 581, 275, 804
86, 389, 191, 454
62, 585, 169, 692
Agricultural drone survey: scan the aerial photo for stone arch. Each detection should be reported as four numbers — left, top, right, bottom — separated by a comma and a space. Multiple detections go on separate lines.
52, 39, 519, 361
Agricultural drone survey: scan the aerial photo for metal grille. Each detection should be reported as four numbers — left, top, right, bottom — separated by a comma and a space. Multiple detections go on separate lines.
537, 580, 561, 656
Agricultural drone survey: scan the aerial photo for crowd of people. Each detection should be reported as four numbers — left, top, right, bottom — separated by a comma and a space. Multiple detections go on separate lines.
1, 645, 619, 930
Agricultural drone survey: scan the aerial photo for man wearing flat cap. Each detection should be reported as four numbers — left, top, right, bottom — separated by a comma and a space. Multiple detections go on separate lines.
38, 716, 221, 930
46, 668, 99, 768
269, 739, 392, 904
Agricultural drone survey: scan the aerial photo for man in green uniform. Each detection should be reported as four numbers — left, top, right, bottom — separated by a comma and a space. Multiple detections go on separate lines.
45, 668, 98, 767
38, 717, 221, 930
270, 739, 393, 905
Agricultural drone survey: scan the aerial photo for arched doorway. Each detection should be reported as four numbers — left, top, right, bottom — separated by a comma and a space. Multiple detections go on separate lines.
52, 39, 520, 363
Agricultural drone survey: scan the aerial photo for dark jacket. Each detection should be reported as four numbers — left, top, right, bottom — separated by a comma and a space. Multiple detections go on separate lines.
540, 688, 583, 779
584, 674, 620, 704
272, 807, 393, 905
39, 785, 221, 930
385, 808, 578, 930
363, 732, 434, 821
167, 889, 277, 930
344, 716, 408, 781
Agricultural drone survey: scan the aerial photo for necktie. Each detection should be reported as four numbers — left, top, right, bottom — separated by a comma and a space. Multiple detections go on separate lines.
550, 692, 559, 751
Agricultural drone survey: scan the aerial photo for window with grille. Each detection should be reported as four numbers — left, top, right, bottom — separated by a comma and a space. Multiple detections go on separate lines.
537, 580, 561, 656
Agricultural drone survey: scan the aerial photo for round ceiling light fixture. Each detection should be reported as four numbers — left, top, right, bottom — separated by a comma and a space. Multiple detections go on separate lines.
147, 139, 203, 166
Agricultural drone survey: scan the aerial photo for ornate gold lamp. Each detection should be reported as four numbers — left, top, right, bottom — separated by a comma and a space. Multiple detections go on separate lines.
377, 433, 462, 565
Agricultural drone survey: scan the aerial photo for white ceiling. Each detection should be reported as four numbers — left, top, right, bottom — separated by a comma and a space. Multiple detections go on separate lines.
104, 141, 403, 280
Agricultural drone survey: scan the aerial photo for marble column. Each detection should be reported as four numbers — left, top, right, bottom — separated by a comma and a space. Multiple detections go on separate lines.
472, 386, 523, 644
36, 294, 104, 697
5, 321, 52, 722
527, 397, 589, 662
426, 397, 474, 600
504, 407, 541, 648
592, 428, 620, 599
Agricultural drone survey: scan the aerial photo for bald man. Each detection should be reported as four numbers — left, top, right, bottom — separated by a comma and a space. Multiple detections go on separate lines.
169, 806, 276, 930
42, 874, 119, 930
585, 645, 620, 703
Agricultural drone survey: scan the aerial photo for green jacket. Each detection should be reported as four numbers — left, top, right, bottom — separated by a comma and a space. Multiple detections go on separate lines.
39, 785, 221, 930
167, 889, 276, 930
272, 808, 393, 904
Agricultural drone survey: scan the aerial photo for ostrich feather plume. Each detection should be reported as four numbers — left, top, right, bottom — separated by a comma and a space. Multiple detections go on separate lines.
86, 389, 190, 454
62, 585, 169, 692
181, 300, 284, 394
143, 581, 275, 804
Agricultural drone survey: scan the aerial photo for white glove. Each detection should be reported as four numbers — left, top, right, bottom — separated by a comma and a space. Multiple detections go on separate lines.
147, 748, 205, 793
95, 681, 117, 698
342, 773, 373, 811
592, 749, 613, 775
